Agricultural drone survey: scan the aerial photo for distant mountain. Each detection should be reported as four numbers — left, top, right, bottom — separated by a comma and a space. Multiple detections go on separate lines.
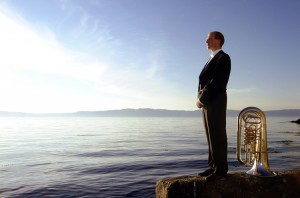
0, 108, 299, 117
73, 108, 202, 117
264, 109, 300, 117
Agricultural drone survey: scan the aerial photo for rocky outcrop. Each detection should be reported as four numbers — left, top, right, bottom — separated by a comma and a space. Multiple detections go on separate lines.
156, 170, 300, 198
290, 119, 300, 124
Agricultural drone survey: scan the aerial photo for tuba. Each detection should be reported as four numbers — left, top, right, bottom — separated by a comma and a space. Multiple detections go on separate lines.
237, 107, 276, 176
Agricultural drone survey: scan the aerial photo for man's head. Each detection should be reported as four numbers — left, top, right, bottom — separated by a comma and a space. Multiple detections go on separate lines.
206, 31, 225, 51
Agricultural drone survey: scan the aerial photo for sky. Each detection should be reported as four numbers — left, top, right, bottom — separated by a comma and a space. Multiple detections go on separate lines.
0, 0, 299, 113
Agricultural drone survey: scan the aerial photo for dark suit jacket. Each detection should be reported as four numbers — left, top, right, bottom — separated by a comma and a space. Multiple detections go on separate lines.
198, 50, 231, 106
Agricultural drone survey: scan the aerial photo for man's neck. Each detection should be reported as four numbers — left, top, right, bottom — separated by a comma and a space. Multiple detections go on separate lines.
210, 49, 222, 57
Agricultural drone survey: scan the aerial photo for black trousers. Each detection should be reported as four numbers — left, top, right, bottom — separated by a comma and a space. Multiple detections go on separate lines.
202, 92, 228, 174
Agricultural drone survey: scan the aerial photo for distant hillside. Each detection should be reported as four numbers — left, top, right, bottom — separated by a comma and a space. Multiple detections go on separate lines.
0, 108, 299, 117
264, 109, 300, 117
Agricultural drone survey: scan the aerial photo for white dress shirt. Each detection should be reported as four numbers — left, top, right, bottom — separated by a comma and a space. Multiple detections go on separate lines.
210, 49, 222, 58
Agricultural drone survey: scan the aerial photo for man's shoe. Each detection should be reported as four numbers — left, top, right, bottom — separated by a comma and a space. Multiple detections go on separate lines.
205, 173, 227, 181
198, 168, 215, 176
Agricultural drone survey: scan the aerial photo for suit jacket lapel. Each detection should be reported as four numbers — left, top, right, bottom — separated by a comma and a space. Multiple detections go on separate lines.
200, 60, 209, 77
206, 50, 223, 69
200, 50, 223, 77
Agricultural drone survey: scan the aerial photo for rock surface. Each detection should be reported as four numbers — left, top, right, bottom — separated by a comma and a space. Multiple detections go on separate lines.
156, 170, 300, 198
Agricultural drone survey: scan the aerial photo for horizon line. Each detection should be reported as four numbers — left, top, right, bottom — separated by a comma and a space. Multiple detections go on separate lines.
1, 108, 300, 115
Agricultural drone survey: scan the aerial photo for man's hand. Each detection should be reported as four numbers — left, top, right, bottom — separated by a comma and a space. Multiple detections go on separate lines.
196, 100, 203, 109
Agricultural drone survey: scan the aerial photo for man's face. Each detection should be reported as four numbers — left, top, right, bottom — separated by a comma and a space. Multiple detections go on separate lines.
206, 33, 221, 51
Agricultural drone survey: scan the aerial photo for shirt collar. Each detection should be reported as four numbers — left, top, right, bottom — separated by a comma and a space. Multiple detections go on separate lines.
210, 49, 222, 58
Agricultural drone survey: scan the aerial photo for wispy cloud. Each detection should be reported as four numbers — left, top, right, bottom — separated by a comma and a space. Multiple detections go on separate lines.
0, 12, 106, 80
228, 87, 258, 94
0, 4, 182, 113
57, 0, 122, 56
0, 6, 112, 112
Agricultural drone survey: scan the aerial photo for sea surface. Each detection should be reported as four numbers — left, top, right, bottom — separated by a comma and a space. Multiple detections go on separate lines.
0, 116, 299, 197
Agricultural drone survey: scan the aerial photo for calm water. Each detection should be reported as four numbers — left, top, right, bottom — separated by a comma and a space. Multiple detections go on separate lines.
0, 116, 299, 197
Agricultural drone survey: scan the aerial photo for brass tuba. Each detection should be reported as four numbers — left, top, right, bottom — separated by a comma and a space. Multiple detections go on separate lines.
237, 107, 276, 176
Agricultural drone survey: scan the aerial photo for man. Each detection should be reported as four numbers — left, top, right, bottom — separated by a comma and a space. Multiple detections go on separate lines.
196, 31, 231, 181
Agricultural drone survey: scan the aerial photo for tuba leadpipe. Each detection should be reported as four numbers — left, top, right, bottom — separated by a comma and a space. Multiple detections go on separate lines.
237, 107, 276, 176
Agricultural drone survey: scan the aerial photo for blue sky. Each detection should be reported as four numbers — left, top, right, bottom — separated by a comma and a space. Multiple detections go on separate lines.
0, 0, 299, 113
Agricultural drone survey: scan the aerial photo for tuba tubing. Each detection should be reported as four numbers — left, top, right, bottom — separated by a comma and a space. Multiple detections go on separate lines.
237, 107, 276, 176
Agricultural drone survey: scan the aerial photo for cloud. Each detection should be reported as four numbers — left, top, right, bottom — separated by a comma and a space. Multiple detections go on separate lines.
0, 9, 107, 81
228, 87, 258, 94
0, 2, 192, 113
0, 6, 111, 112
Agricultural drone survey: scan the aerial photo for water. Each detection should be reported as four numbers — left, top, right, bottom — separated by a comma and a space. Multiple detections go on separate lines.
0, 116, 299, 197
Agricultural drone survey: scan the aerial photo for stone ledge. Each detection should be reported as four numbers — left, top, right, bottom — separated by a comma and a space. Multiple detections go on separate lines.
156, 170, 300, 198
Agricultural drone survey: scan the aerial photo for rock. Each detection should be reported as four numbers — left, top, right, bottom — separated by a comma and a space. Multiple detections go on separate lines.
156, 170, 300, 198
290, 119, 300, 124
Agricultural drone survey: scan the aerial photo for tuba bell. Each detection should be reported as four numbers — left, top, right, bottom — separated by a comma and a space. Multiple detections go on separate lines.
237, 107, 276, 176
